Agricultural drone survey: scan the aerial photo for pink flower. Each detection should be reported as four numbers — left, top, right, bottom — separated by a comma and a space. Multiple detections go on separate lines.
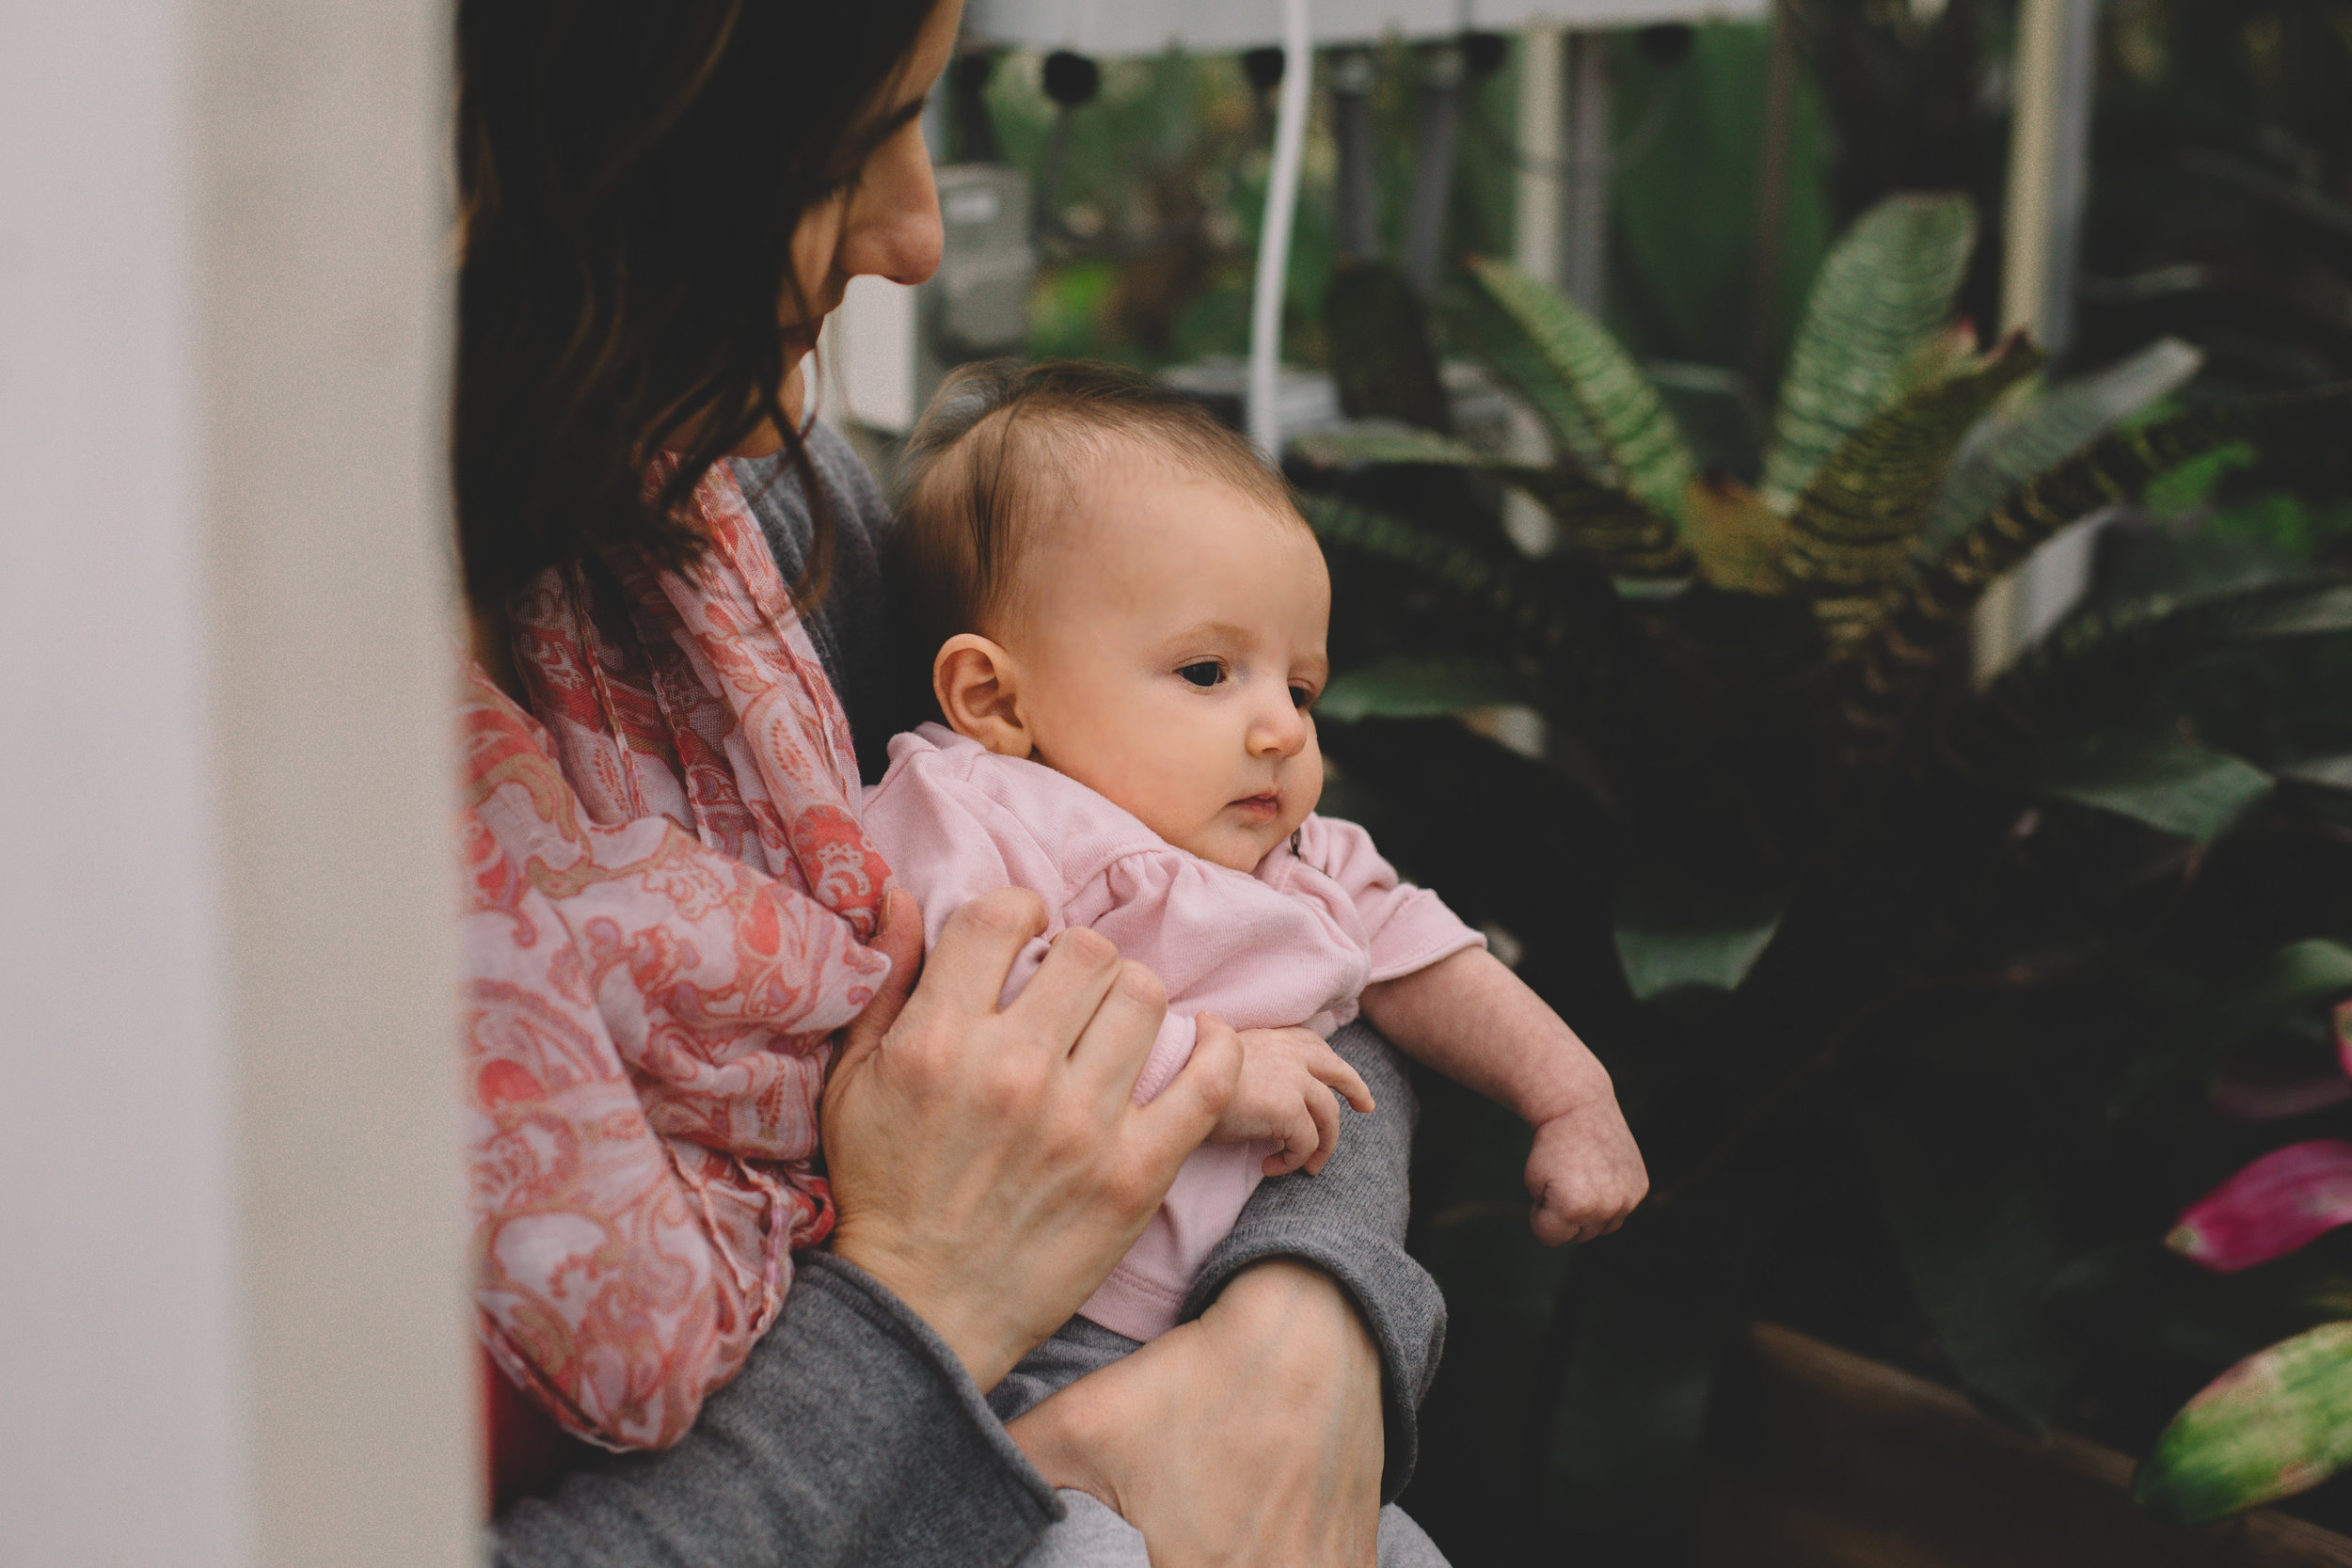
2168, 1139, 2352, 1273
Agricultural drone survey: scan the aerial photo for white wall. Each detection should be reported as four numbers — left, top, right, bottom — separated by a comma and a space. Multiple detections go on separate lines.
1, 3, 470, 1564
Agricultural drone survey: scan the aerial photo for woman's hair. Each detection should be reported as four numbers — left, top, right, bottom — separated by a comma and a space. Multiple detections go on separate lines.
894, 358, 1297, 648
454, 0, 940, 609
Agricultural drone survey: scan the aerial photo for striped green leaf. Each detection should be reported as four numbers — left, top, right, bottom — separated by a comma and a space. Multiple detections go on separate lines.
1919, 337, 2203, 561
1303, 496, 1577, 660
1295, 421, 1693, 581
1784, 332, 2045, 642
1462, 254, 1698, 523
1836, 384, 2352, 760
1761, 194, 1978, 512
2136, 1321, 2352, 1524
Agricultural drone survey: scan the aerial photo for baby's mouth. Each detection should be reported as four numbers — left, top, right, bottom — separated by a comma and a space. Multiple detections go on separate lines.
1231, 791, 1281, 822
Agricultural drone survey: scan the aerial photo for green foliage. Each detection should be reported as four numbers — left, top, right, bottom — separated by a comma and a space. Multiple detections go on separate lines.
1303, 189, 2352, 1546
2011, 729, 2273, 846
1605, 22, 1835, 399
1758, 193, 1976, 511
1918, 338, 2204, 560
1851, 1105, 2074, 1432
1783, 331, 2044, 641
1318, 654, 1534, 723
1463, 255, 1699, 522
2136, 1323, 2352, 1525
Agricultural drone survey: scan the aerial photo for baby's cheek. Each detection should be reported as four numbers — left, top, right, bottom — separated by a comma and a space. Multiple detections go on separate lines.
1288, 742, 1325, 827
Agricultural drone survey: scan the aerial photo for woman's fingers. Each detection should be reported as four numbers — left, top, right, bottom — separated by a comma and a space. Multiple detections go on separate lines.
910, 887, 1052, 1026
1061, 957, 1168, 1106
1131, 1010, 1240, 1175
1009, 924, 1134, 1057
834, 886, 925, 1071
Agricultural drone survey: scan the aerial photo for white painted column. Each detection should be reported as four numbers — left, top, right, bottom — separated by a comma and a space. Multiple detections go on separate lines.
3, 2, 471, 1563
1515, 23, 1567, 287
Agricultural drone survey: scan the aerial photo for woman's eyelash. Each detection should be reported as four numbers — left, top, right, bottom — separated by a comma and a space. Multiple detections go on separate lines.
1178, 661, 1224, 688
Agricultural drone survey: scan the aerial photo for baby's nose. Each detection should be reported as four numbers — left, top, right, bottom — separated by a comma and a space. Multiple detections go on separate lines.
1249, 694, 1309, 756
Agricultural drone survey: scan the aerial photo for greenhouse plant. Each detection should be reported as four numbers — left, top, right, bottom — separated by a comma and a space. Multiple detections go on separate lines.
1295, 192, 2352, 1558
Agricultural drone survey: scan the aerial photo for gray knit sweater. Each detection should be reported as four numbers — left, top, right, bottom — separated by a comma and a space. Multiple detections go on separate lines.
488, 427, 1444, 1567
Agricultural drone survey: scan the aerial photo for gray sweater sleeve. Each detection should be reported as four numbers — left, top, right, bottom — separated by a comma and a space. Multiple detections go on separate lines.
1181, 1020, 1446, 1503
489, 1252, 1060, 1568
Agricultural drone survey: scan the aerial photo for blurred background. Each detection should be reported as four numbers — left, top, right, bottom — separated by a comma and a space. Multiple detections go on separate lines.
840, 1, 2352, 1562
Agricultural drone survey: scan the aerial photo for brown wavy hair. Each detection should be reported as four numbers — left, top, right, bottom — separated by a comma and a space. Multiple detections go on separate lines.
454, 0, 943, 610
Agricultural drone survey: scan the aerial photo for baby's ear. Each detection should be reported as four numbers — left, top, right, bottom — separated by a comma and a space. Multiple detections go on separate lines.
933, 634, 1033, 757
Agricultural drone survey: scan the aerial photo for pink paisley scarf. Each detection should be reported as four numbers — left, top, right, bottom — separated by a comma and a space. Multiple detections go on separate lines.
458, 457, 892, 1451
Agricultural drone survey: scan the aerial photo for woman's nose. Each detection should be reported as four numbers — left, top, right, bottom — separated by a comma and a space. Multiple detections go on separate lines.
840, 125, 944, 287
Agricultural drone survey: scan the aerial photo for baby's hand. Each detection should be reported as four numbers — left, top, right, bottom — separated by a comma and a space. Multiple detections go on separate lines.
1525, 1094, 1648, 1244
1209, 1022, 1375, 1177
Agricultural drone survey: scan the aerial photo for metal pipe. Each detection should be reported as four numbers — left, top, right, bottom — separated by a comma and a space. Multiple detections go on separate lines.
1331, 47, 1379, 263
1248, 0, 1314, 457
1563, 31, 1612, 316
1402, 42, 1466, 293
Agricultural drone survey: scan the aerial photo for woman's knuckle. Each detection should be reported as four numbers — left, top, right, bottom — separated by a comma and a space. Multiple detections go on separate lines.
1112, 960, 1166, 1012
959, 887, 1041, 938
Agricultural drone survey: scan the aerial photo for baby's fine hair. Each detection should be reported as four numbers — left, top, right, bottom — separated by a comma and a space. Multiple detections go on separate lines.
892, 358, 1297, 648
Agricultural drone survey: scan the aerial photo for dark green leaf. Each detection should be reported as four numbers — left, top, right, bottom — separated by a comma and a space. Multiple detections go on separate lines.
1463, 254, 1698, 521
1761, 194, 1978, 510
1295, 422, 1694, 580
1837, 385, 2352, 762
1919, 337, 2204, 560
1324, 259, 1453, 432
1849, 1103, 2074, 1432
2136, 1321, 2352, 1525
2120, 940, 2352, 1114
1613, 877, 1785, 1001
2015, 729, 2274, 845
1946, 576, 2352, 772
1784, 332, 2046, 642
1319, 655, 1536, 723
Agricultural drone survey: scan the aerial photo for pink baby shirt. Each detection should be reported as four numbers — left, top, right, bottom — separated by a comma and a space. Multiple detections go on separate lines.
859, 722, 1484, 1340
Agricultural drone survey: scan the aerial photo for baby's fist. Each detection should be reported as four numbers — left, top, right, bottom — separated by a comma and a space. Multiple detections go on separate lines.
1525, 1096, 1647, 1244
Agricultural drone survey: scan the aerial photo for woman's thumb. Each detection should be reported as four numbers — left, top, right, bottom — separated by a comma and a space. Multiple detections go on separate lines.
839, 886, 924, 1064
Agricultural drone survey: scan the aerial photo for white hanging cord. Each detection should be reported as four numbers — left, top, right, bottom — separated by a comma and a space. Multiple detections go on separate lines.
1247, 0, 1313, 459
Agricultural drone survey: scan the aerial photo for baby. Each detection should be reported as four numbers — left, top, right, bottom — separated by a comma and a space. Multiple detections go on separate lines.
862, 359, 1647, 1363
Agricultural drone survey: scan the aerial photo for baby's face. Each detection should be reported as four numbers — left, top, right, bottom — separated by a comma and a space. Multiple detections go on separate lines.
1008, 444, 1329, 873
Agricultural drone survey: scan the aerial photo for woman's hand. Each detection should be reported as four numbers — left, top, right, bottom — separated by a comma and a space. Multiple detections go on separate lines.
1006, 1259, 1385, 1568
823, 886, 1242, 1390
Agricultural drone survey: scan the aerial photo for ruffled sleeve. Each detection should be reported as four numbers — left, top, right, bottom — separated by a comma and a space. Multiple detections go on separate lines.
1290, 814, 1485, 984
1073, 845, 1373, 1101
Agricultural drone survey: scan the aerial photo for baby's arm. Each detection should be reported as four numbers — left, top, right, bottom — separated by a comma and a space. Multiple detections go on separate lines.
1360, 947, 1647, 1243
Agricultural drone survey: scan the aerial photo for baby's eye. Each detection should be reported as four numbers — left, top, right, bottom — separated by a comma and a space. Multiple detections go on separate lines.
1178, 661, 1225, 689
1289, 684, 1316, 710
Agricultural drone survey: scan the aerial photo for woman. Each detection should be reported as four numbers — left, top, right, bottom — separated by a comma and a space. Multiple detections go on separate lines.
458, 3, 1447, 1563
